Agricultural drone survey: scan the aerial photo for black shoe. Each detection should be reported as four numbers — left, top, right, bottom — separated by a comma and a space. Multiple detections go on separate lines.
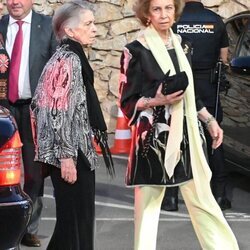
216, 197, 232, 211
161, 197, 178, 211
21, 233, 41, 247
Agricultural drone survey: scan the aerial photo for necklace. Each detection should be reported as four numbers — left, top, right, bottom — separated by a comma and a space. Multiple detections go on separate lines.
165, 35, 173, 48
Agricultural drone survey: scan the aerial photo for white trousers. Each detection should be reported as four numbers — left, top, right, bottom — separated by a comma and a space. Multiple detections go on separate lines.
134, 180, 239, 250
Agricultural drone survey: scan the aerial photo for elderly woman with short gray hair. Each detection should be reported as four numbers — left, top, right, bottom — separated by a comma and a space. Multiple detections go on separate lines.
30, 1, 113, 249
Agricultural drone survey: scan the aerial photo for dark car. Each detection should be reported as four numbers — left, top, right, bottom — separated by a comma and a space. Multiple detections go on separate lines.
221, 11, 250, 176
0, 106, 32, 249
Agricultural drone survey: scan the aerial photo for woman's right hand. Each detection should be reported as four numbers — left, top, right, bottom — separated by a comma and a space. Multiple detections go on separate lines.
137, 83, 185, 110
154, 83, 184, 106
60, 158, 77, 184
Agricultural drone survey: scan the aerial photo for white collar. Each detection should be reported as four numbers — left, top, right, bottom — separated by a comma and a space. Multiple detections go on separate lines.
9, 10, 32, 25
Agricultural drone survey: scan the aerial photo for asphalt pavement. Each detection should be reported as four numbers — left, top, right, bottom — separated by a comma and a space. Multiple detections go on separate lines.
20, 135, 250, 250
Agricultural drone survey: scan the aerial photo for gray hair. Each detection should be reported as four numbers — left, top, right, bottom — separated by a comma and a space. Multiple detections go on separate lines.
52, 0, 95, 42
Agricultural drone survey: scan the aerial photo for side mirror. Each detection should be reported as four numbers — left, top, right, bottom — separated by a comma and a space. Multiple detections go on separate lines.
230, 56, 250, 75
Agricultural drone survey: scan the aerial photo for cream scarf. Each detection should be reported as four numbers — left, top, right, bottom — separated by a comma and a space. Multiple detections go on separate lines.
144, 25, 212, 200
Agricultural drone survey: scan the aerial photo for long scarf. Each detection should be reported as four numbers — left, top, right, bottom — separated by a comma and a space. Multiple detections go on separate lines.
144, 25, 212, 201
62, 39, 114, 176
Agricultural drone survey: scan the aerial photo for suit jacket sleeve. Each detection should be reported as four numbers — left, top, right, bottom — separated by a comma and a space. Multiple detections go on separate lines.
29, 12, 58, 96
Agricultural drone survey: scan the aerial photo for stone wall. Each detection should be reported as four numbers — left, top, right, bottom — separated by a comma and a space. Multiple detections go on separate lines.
2, 0, 249, 132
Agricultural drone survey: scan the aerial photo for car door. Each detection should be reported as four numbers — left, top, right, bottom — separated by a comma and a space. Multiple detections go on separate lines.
222, 12, 250, 175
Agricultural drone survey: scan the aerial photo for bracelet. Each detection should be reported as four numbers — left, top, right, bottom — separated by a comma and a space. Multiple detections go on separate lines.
143, 97, 151, 109
205, 115, 215, 128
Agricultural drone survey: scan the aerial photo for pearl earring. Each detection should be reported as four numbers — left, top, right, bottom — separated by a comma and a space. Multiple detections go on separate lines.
146, 19, 151, 26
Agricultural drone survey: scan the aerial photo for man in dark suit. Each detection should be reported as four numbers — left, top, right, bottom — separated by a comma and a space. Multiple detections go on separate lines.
0, 0, 57, 247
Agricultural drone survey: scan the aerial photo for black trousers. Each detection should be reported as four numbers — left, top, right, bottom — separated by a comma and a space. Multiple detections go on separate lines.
9, 102, 44, 196
47, 152, 95, 250
194, 71, 229, 198
9, 101, 44, 234
203, 106, 228, 198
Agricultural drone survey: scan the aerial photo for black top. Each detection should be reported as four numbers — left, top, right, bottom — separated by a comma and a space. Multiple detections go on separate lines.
173, 2, 229, 70
120, 40, 204, 125
119, 41, 196, 186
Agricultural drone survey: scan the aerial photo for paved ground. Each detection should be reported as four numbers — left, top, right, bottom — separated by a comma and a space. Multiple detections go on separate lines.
20, 152, 250, 250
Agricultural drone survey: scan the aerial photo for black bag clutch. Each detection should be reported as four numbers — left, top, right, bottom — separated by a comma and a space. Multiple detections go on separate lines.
161, 70, 189, 95
142, 71, 189, 157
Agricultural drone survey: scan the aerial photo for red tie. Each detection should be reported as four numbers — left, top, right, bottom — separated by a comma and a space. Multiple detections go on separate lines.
8, 20, 24, 103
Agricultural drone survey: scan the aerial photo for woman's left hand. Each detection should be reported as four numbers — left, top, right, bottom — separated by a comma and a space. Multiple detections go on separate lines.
207, 120, 223, 149
60, 158, 77, 184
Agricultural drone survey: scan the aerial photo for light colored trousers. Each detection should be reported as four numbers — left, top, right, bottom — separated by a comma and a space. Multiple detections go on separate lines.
134, 180, 239, 250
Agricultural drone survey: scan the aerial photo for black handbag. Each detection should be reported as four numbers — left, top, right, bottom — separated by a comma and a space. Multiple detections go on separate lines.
161, 70, 189, 95
142, 71, 189, 157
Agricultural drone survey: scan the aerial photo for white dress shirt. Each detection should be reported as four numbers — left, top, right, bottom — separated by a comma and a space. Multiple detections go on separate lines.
6, 11, 32, 99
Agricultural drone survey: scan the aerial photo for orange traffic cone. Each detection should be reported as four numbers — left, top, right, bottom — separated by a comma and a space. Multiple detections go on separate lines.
92, 137, 102, 155
110, 108, 131, 154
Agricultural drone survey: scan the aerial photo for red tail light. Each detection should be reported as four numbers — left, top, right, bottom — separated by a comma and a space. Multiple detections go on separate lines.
0, 131, 22, 186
